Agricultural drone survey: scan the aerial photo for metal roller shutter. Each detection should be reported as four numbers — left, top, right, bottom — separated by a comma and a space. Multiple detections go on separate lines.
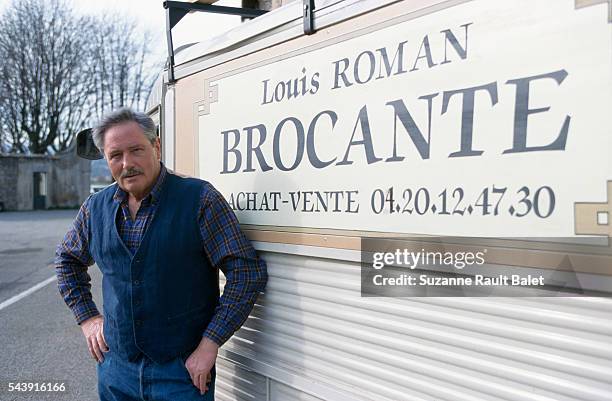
215, 245, 612, 401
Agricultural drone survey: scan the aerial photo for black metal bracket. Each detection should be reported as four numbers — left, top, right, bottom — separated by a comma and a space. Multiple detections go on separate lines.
163, 1, 268, 83
76, 128, 103, 160
303, 0, 315, 35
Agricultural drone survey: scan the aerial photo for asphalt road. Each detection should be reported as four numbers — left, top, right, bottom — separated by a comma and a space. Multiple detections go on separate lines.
0, 209, 102, 401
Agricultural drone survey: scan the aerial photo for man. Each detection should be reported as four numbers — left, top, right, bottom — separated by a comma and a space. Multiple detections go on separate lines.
54, 108, 268, 401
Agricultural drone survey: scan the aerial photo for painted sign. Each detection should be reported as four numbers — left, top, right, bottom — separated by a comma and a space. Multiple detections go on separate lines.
197, 0, 612, 237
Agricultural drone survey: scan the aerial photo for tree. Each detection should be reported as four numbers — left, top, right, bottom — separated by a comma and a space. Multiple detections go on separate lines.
0, 0, 95, 153
0, 0, 159, 155
89, 13, 159, 121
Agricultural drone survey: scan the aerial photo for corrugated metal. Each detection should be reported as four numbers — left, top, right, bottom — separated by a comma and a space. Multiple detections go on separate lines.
216, 357, 268, 401
216, 246, 612, 401
271, 381, 325, 401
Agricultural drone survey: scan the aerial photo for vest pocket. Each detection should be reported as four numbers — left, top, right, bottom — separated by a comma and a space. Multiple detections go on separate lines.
104, 313, 117, 328
102, 313, 118, 353
166, 304, 209, 323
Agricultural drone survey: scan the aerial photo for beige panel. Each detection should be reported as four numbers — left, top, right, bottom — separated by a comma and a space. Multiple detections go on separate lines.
245, 229, 612, 276
245, 229, 361, 250
575, 0, 607, 7
575, 181, 612, 236
173, 75, 203, 176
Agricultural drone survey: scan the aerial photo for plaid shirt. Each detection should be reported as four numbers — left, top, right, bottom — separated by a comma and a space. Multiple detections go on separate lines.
54, 163, 267, 346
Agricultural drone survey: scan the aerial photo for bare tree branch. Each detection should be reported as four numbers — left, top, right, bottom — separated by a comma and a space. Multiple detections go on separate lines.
0, 0, 160, 155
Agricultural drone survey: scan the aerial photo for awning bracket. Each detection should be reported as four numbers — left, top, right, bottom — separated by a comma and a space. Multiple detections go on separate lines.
303, 0, 316, 35
163, 1, 268, 83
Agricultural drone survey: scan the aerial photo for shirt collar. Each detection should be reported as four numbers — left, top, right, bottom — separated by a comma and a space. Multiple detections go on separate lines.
113, 162, 167, 204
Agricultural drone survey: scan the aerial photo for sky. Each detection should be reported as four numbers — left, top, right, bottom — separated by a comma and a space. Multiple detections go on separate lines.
0, 0, 243, 64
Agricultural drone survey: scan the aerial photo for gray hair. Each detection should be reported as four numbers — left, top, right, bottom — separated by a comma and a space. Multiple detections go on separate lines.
92, 107, 157, 151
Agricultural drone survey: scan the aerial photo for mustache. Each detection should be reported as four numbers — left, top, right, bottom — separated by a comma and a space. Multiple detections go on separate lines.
120, 168, 144, 178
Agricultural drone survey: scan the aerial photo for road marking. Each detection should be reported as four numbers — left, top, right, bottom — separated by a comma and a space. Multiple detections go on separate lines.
0, 275, 56, 311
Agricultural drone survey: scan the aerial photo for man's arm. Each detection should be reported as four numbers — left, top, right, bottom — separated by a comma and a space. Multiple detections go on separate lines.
185, 182, 268, 395
54, 196, 108, 362
54, 196, 100, 323
198, 182, 268, 345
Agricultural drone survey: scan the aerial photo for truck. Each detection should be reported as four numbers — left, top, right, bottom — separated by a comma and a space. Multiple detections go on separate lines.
79, 0, 612, 400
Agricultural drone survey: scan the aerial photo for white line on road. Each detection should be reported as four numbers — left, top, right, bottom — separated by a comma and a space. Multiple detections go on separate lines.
0, 275, 57, 311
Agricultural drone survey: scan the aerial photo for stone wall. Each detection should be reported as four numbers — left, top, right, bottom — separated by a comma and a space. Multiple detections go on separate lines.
0, 156, 18, 210
15, 155, 52, 210
51, 146, 91, 209
0, 145, 90, 211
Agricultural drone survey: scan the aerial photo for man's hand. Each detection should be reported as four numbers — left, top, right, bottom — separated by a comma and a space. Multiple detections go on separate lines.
185, 337, 218, 395
80, 315, 108, 363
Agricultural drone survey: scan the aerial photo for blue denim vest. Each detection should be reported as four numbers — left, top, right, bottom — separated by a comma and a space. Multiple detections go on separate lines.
88, 173, 219, 364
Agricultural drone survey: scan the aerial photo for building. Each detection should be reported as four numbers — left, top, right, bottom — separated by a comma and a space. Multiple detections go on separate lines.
0, 143, 90, 211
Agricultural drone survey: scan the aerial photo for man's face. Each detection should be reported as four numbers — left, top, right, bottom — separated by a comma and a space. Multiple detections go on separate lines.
103, 121, 161, 198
